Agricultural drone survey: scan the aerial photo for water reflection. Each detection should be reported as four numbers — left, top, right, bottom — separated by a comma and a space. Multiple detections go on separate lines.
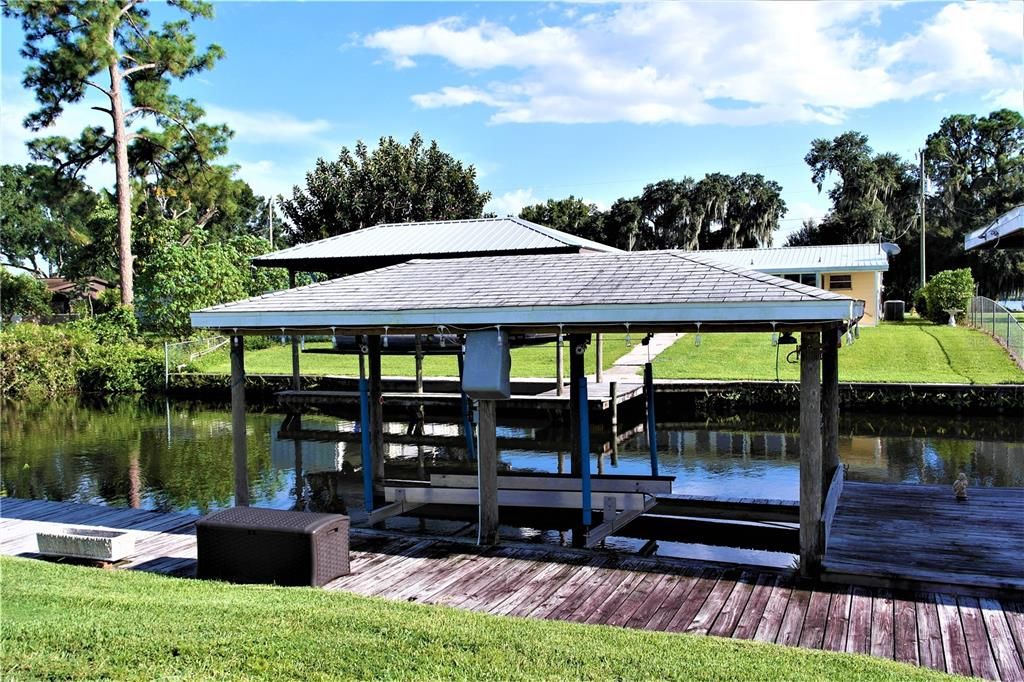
2, 398, 1022, 516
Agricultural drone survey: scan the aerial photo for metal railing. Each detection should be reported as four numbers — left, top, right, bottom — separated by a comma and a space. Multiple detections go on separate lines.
968, 296, 1024, 368
163, 335, 228, 389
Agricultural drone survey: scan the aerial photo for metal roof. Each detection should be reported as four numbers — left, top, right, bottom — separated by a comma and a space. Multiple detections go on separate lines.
252, 216, 620, 271
965, 206, 1024, 251
695, 244, 889, 273
193, 250, 863, 333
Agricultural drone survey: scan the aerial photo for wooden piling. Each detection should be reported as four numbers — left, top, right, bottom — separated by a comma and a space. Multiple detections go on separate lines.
368, 335, 385, 480
799, 331, 823, 577
555, 334, 564, 397
477, 399, 499, 545
288, 271, 300, 391
595, 333, 603, 383
822, 327, 840, 490
230, 335, 249, 507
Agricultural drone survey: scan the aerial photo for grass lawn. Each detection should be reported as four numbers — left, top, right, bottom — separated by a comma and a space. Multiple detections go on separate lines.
653, 320, 1024, 384
1, 558, 950, 681
191, 334, 630, 379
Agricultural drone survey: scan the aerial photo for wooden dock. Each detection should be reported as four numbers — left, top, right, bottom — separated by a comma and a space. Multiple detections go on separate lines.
2, 497, 1022, 681
824, 482, 1024, 594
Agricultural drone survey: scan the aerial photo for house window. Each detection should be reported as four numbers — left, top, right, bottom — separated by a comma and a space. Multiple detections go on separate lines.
829, 274, 852, 290
783, 273, 817, 286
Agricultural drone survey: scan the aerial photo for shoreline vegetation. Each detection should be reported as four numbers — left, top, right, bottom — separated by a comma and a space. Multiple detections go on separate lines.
2, 557, 950, 681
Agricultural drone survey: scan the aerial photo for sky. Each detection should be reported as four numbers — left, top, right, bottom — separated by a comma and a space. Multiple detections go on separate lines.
2, 1, 1022, 242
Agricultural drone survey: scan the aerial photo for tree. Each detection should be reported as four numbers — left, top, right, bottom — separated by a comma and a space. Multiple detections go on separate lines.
280, 133, 491, 243
804, 132, 918, 245
0, 164, 97, 276
925, 109, 1024, 298
0, 270, 51, 320
519, 196, 604, 243
4, 0, 225, 306
136, 221, 286, 337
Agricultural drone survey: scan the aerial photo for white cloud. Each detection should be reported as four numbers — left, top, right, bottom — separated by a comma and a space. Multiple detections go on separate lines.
486, 188, 538, 217
204, 105, 330, 142
363, 1, 1023, 126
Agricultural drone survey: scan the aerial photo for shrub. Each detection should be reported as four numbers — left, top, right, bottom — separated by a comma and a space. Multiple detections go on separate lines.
923, 268, 974, 325
77, 343, 163, 394
72, 306, 139, 344
0, 270, 51, 320
0, 324, 91, 399
912, 287, 928, 318
0, 318, 160, 399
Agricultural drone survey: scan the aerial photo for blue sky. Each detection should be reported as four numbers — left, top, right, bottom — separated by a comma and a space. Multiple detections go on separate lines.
2, 1, 1021, 241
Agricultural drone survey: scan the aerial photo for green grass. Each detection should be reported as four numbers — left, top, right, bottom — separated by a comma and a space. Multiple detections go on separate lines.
1, 558, 952, 681
653, 320, 1024, 384
192, 334, 630, 379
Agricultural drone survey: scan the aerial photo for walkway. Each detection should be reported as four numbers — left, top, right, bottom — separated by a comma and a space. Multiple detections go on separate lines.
3, 498, 1022, 681
596, 332, 681, 384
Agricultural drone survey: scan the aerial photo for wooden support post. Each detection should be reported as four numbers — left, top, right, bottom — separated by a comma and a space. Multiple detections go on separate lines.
288, 270, 300, 391
230, 335, 249, 507
414, 334, 424, 394
578, 373, 592, 528
555, 334, 564, 396
595, 333, 603, 383
644, 362, 659, 476
568, 334, 587, 476
477, 399, 499, 545
822, 327, 840, 493
457, 352, 477, 461
292, 413, 303, 510
799, 331, 823, 577
358, 351, 374, 513
368, 335, 385, 481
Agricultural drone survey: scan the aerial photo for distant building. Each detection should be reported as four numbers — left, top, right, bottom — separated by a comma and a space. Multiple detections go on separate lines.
43, 276, 109, 315
697, 244, 890, 325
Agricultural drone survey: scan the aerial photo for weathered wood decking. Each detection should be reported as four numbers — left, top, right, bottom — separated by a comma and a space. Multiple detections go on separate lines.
2, 498, 1022, 680
824, 482, 1024, 594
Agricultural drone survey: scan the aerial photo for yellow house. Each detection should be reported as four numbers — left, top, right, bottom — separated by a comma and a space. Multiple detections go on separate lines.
698, 244, 890, 325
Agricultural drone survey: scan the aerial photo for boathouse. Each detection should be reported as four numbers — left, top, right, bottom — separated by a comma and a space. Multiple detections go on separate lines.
193, 250, 862, 577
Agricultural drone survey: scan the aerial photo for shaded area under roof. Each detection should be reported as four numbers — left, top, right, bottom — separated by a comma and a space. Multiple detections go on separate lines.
965, 206, 1024, 251
696, 244, 889, 273
194, 250, 864, 334
253, 216, 620, 273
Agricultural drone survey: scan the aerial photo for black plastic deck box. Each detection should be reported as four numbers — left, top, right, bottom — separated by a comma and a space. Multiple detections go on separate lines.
196, 507, 349, 586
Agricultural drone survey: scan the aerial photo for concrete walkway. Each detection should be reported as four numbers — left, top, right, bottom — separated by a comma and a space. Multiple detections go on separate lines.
596, 333, 681, 383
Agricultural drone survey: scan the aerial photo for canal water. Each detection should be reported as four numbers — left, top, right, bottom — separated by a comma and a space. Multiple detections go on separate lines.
4, 398, 1022, 566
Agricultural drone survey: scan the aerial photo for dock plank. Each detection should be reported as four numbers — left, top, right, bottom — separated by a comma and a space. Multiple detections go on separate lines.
936, 593, 973, 678
958, 596, 1001, 681
979, 598, 1024, 682
870, 590, 895, 660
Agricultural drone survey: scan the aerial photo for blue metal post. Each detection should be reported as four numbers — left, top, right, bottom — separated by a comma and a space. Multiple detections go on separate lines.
458, 353, 477, 461
644, 362, 659, 476
358, 376, 373, 512
578, 375, 592, 526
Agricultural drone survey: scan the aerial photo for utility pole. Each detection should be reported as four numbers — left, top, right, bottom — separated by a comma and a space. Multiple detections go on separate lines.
268, 198, 274, 246
919, 149, 926, 289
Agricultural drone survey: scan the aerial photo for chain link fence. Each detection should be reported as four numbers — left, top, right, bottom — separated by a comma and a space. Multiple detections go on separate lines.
968, 296, 1024, 368
163, 335, 228, 388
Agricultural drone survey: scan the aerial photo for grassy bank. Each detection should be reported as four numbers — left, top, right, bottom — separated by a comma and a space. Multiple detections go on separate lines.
654, 320, 1024, 384
192, 334, 630, 378
1, 558, 949, 681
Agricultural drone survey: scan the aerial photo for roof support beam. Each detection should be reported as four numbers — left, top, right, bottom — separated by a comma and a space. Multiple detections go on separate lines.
289, 270, 300, 391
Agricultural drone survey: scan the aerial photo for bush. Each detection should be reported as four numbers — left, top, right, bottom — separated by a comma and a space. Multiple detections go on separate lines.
0, 324, 90, 400
922, 268, 974, 325
912, 287, 928, 318
0, 270, 51, 320
0, 319, 161, 399
72, 306, 139, 344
